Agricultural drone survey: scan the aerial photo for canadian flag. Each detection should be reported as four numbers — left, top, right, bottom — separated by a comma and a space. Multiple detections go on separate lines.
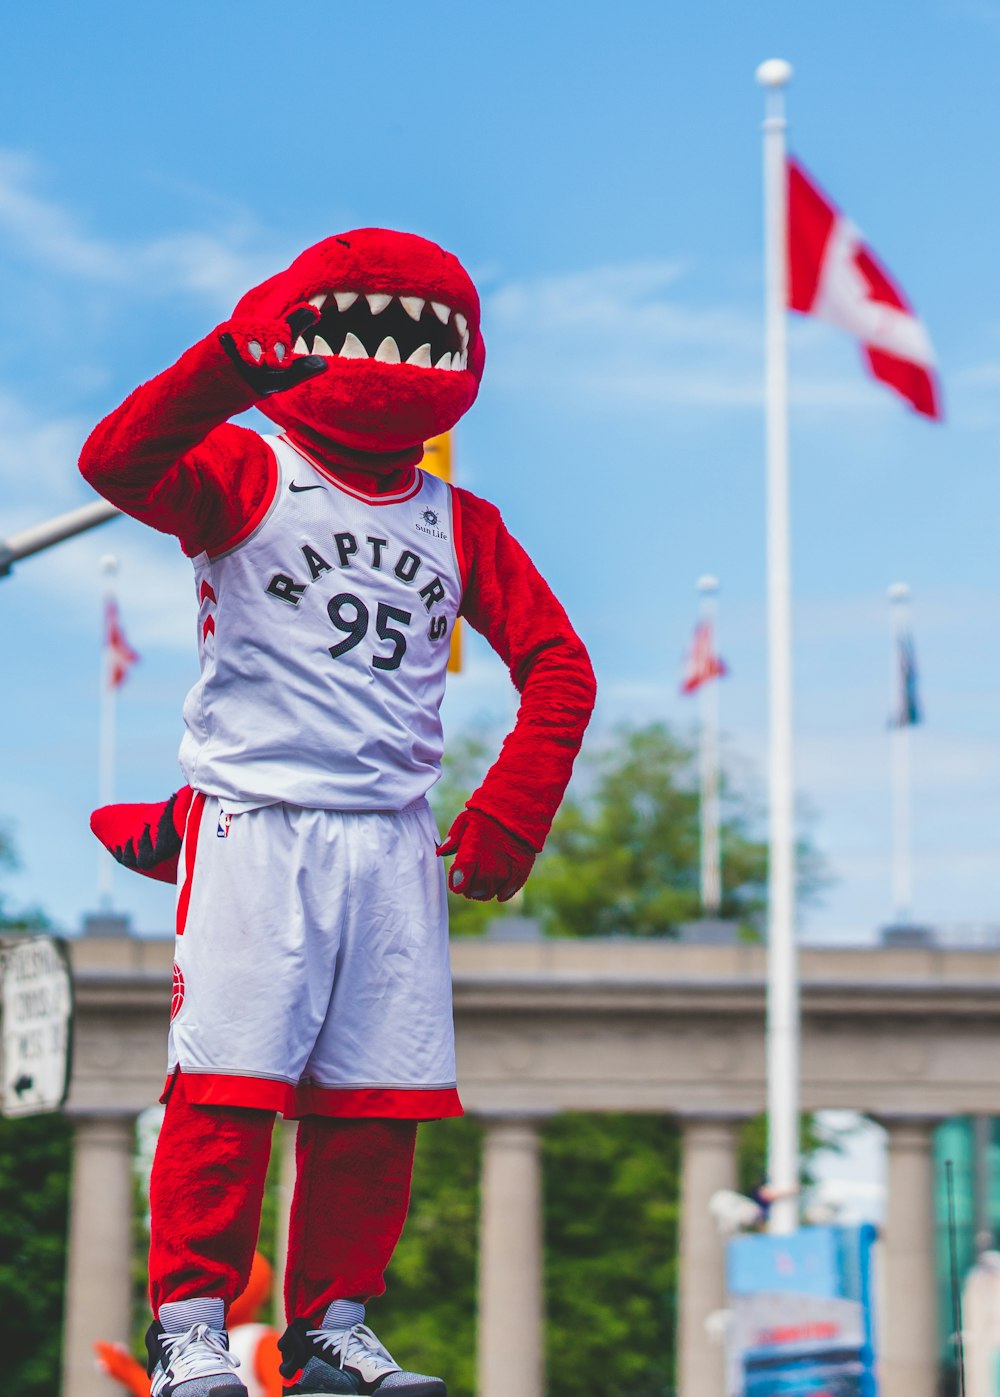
105, 599, 139, 689
787, 158, 942, 420
680, 620, 727, 695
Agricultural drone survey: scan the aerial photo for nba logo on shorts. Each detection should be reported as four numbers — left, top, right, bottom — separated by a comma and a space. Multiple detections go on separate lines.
217, 811, 232, 839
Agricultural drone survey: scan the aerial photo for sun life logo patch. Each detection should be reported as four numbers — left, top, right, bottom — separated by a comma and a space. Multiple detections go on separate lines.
416, 506, 447, 540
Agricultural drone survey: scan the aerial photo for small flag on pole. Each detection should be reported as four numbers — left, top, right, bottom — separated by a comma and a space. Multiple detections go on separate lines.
787, 157, 942, 420
105, 599, 139, 689
680, 619, 727, 695
891, 629, 921, 728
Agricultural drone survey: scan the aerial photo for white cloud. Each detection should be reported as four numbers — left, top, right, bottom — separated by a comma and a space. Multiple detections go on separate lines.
485, 260, 887, 414
0, 149, 282, 309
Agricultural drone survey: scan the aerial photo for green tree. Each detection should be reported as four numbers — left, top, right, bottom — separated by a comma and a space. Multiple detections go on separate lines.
526, 723, 826, 939
543, 1114, 681, 1397
0, 825, 70, 1397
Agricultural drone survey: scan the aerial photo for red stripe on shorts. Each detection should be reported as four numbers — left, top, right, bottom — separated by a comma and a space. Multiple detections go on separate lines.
160, 1069, 463, 1121
175, 791, 207, 937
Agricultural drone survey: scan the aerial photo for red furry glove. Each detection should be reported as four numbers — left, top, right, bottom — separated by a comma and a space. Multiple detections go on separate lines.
437, 808, 536, 902
219, 303, 327, 397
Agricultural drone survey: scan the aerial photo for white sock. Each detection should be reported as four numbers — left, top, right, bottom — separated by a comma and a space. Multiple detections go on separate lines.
158, 1298, 226, 1334
322, 1299, 365, 1329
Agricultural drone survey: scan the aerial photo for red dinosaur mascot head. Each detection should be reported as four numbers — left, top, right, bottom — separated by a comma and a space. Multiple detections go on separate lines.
232, 227, 486, 454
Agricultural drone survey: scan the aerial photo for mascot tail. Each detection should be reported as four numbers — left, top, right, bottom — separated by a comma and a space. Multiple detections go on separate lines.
90, 786, 193, 885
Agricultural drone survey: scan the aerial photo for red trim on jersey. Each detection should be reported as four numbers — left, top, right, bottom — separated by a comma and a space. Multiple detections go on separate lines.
205, 440, 280, 559
280, 434, 421, 504
175, 792, 207, 937
449, 483, 468, 591
159, 1069, 463, 1120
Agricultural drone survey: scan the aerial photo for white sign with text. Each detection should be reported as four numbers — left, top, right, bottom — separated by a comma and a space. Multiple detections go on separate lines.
1, 937, 73, 1117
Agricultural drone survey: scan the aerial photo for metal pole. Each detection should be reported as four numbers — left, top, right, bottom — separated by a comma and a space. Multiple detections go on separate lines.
888, 582, 913, 924
697, 575, 722, 915
757, 56, 799, 1235
97, 555, 118, 909
0, 499, 119, 577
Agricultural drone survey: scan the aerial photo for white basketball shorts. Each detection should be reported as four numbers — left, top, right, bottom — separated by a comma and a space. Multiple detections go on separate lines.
163, 794, 461, 1120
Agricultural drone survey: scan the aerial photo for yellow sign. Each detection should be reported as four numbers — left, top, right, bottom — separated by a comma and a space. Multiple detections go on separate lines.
422, 432, 462, 673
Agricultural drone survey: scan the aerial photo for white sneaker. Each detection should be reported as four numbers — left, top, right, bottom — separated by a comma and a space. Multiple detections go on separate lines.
278, 1312, 445, 1395
145, 1317, 247, 1397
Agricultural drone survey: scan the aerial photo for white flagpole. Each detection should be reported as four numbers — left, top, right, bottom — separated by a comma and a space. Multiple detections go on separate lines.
888, 582, 914, 923
757, 56, 799, 1235
98, 554, 119, 909
698, 575, 722, 915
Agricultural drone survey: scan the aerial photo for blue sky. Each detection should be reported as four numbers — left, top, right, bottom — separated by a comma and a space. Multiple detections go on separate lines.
3, 0, 1000, 941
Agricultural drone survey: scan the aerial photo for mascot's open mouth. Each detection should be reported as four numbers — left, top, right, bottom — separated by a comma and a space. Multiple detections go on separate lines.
295, 290, 470, 371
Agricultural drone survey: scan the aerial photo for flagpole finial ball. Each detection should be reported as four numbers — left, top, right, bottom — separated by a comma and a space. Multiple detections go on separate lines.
697, 575, 719, 594
888, 582, 910, 602
99, 554, 119, 577
756, 58, 793, 88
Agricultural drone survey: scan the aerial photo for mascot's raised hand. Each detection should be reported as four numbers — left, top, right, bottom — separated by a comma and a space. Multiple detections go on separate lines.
218, 303, 327, 397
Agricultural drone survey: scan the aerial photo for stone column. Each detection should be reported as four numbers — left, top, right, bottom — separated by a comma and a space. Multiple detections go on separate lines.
62, 1111, 136, 1397
272, 1118, 298, 1322
677, 1113, 742, 1397
477, 1115, 545, 1397
881, 1117, 938, 1397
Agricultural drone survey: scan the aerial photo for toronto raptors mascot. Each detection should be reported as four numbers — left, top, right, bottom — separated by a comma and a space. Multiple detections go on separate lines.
81, 228, 595, 1397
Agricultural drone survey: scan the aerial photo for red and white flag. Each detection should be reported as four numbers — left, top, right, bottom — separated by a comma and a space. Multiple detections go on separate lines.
680, 620, 727, 695
787, 157, 942, 420
105, 599, 139, 688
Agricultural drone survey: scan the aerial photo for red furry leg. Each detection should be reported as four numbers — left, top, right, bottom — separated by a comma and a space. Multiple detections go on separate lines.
149, 1071, 276, 1315
284, 1117, 417, 1321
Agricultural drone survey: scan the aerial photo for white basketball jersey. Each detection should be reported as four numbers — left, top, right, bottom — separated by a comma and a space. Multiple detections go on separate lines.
179, 433, 463, 810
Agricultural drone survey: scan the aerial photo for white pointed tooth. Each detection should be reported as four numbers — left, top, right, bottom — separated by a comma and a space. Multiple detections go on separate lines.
374, 336, 401, 363
430, 301, 450, 325
339, 332, 368, 359
367, 293, 392, 315
293, 336, 309, 355
454, 312, 467, 339
308, 293, 327, 310
434, 351, 453, 371
400, 296, 425, 322
458, 349, 468, 370
334, 290, 359, 312
406, 343, 433, 367
312, 335, 335, 357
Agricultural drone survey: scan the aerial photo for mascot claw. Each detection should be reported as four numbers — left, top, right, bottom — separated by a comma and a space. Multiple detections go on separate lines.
220, 303, 327, 397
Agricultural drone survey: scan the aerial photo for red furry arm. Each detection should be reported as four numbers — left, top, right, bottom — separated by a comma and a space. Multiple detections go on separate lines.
455, 488, 597, 850
79, 332, 271, 555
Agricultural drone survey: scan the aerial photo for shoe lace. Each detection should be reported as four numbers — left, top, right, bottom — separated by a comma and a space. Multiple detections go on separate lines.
308, 1322, 399, 1374
159, 1323, 240, 1383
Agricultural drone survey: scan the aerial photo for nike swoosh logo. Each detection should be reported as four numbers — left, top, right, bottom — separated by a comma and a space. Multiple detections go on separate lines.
288, 481, 327, 493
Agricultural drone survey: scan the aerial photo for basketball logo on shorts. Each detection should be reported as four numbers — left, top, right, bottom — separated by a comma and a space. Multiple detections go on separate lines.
217, 811, 232, 839
170, 963, 185, 1020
